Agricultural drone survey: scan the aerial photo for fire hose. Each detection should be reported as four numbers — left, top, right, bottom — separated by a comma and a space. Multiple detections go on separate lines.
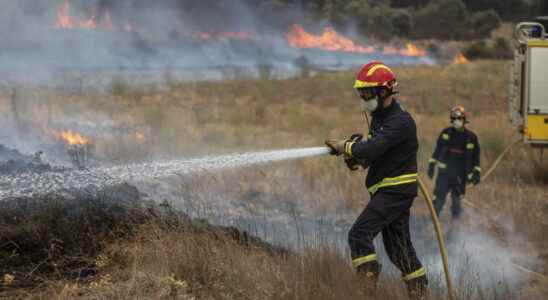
417, 177, 455, 300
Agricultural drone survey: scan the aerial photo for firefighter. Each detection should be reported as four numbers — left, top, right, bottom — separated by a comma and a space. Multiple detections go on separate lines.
427, 106, 481, 219
326, 61, 427, 299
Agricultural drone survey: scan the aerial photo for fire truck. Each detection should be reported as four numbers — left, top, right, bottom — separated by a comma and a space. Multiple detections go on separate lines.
509, 17, 548, 148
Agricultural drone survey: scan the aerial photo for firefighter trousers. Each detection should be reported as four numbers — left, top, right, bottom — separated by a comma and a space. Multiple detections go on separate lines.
433, 173, 465, 218
348, 184, 424, 278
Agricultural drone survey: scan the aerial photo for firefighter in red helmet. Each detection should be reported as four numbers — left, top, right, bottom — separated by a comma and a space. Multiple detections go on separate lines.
326, 61, 427, 299
428, 106, 481, 219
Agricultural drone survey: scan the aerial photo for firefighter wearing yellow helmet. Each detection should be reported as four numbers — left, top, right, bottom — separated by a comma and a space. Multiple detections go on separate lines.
325, 61, 427, 299
427, 106, 481, 219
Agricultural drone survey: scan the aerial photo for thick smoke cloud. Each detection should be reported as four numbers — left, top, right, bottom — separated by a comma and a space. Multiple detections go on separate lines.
0, 0, 431, 86
0, 0, 295, 70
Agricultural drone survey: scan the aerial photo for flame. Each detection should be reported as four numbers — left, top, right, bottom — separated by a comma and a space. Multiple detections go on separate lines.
285, 25, 428, 57
134, 132, 146, 142
101, 11, 114, 31
399, 43, 427, 57
54, 0, 75, 29
452, 53, 470, 64
285, 24, 374, 54
54, 0, 133, 32
53, 130, 90, 146
79, 13, 97, 30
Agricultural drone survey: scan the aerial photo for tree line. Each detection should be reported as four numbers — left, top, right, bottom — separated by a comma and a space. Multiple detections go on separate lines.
270, 0, 548, 41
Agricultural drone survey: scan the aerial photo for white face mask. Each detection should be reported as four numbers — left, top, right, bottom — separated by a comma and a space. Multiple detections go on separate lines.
360, 98, 378, 113
452, 119, 464, 129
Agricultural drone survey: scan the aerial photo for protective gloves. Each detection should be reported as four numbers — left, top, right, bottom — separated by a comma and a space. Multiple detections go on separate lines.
325, 133, 363, 157
325, 139, 348, 156
343, 134, 367, 171
427, 161, 436, 179
467, 169, 481, 185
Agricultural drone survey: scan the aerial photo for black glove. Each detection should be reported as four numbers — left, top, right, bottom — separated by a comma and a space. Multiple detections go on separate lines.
344, 157, 360, 171
470, 169, 481, 185
349, 133, 364, 143
427, 162, 436, 179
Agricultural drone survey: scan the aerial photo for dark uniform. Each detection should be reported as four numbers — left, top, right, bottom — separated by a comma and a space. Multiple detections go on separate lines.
347, 100, 426, 289
429, 127, 480, 218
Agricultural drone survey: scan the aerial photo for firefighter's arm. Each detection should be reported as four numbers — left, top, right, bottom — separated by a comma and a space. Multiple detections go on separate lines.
467, 135, 481, 185
431, 130, 448, 164
427, 132, 444, 177
472, 136, 481, 184
348, 115, 411, 161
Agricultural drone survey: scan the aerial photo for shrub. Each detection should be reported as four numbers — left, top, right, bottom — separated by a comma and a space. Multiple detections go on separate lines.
390, 10, 413, 36
464, 41, 492, 60
413, 0, 501, 40
492, 37, 513, 59
467, 9, 502, 38
464, 38, 512, 60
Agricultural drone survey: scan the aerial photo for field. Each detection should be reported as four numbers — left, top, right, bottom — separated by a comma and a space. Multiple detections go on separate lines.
1, 60, 547, 299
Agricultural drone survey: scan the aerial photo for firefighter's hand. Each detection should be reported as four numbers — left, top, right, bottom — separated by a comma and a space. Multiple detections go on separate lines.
325, 139, 345, 156
427, 162, 436, 179
468, 170, 481, 185
344, 157, 359, 170
344, 156, 369, 171
472, 170, 481, 185
326, 138, 354, 156
349, 133, 364, 143
326, 134, 362, 156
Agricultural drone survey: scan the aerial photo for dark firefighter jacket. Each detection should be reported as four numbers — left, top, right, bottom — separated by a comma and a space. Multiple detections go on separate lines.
350, 100, 418, 195
430, 127, 480, 178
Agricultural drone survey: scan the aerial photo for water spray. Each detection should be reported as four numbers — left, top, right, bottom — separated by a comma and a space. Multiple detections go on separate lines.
0, 147, 330, 199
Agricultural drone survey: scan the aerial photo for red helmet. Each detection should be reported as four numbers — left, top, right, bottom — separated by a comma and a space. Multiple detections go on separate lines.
450, 106, 467, 120
354, 61, 397, 89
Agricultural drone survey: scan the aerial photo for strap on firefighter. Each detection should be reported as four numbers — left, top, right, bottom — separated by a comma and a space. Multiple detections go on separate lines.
368, 173, 418, 194
352, 254, 378, 268
403, 267, 427, 281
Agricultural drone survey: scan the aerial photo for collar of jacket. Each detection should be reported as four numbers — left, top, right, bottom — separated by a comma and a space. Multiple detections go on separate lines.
372, 98, 400, 118
450, 126, 466, 134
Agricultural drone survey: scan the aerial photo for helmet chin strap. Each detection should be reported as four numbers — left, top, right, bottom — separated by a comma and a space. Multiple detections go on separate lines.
374, 89, 397, 113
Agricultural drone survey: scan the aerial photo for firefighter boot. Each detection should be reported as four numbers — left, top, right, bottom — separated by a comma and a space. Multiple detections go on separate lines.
405, 275, 428, 300
356, 261, 381, 295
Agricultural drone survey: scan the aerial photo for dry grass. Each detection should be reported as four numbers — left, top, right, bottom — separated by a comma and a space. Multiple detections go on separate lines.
3, 225, 486, 300
1, 60, 547, 298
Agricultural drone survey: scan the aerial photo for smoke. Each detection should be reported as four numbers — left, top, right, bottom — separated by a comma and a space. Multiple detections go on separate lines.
409, 208, 540, 296
0, 0, 433, 87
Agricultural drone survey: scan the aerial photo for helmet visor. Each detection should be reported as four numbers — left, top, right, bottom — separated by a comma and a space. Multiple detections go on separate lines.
450, 111, 465, 120
356, 88, 378, 101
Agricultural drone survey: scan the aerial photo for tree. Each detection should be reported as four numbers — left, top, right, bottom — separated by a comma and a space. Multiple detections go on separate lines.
390, 0, 431, 8
468, 9, 501, 38
462, 0, 528, 20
